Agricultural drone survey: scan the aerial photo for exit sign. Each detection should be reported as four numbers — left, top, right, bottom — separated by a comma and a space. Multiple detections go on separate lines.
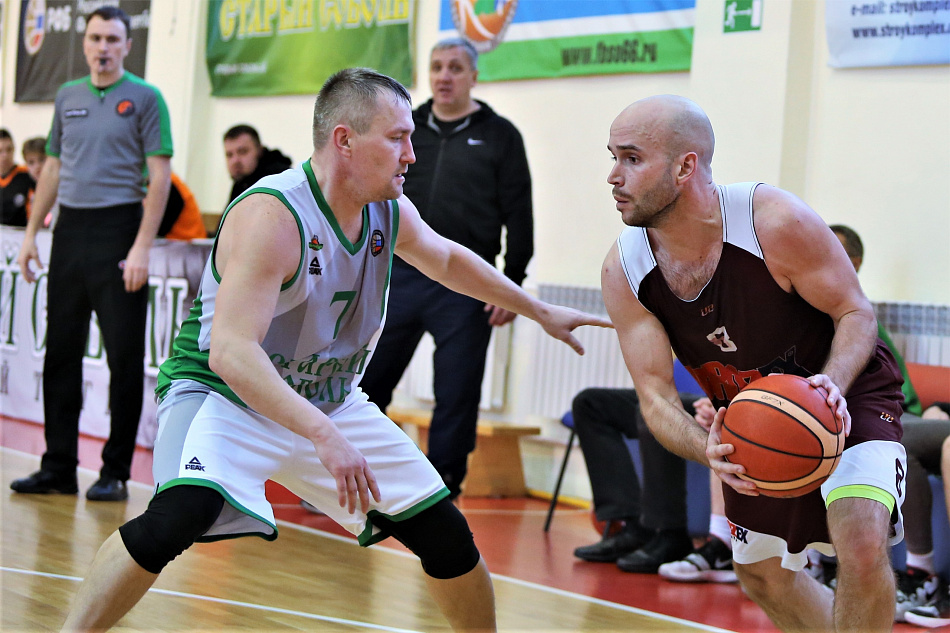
724, 0, 763, 32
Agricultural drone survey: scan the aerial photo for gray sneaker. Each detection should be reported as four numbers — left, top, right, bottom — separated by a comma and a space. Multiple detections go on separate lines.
658, 537, 738, 583
895, 566, 942, 623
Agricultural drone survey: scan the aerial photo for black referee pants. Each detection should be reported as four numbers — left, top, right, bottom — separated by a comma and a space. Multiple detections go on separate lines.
40, 203, 147, 482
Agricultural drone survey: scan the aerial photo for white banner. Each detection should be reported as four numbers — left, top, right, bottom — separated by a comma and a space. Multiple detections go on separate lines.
826, 0, 950, 68
0, 227, 211, 448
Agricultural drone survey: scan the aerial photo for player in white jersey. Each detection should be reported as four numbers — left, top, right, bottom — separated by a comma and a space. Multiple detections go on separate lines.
60, 69, 610, 633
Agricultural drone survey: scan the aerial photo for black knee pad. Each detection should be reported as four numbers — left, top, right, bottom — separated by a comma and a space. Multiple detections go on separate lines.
371, 498, 480, 580
119, 485, 225, 574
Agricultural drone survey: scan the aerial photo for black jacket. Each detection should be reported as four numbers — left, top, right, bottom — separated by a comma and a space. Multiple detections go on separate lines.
404, 99, 533, 285
228, 147, 293, 207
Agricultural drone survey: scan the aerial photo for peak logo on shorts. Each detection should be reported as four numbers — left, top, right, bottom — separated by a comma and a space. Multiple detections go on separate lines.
185, 457, 205, 472
116, 99, 135, 117
65, 108, 89, 118
370, 229, 384, 257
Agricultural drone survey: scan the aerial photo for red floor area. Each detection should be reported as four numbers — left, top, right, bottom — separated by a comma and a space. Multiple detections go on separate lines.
2, 416, 919, 632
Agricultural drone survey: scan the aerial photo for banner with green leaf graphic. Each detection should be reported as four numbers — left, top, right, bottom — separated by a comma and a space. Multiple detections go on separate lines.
206, 0, 415, 97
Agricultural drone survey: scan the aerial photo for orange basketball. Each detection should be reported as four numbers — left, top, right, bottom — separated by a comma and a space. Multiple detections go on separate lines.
720, 374, 843, 498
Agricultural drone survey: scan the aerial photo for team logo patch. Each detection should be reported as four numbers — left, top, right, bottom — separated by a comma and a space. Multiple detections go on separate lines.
65, 108, 89, 119
309, 256, 322, 275
308, 234, 324, 250
23, 0, 47, 55
701, 303, 715, 316
707, 326, 737, 352
451, 0, 518, 53
13, 193, 26, 208
116, 99, 135, 117
370, 229, 384, 257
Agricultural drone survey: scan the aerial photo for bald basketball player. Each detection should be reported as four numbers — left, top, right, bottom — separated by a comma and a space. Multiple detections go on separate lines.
600, 94, 906, 631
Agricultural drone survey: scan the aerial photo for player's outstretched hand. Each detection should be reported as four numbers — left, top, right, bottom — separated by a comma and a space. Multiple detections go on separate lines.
537, 304, 613, 355
312, 424, 381, 514
807, 374, 851, 437
706, 406, 759, 496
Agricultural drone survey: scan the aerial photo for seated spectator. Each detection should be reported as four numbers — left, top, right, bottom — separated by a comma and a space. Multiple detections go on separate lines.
21, 137, 47, 181
831, 225, 949, 621
21, 137, 56, 228
571, 374, 704, 574
905, 416, 950, 627
658, 397, 737, 584
1, 128, 35, 227
159, 173, 207, 241
223, 124, 292, 206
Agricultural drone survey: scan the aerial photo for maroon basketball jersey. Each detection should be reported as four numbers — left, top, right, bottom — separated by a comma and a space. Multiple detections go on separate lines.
617, 182, 905, 553
617, 181, 899, 421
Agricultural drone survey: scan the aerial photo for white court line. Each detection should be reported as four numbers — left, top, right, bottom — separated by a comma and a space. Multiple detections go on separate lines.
0, 567, 421, 633
5, 447, 733, 632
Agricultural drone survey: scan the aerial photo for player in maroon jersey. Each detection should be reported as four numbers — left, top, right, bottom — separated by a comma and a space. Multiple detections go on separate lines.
601, 94, 905, 631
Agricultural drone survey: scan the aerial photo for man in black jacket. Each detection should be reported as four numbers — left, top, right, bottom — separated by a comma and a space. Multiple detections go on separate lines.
360, 38, 534, 499
223, 124, 292, 206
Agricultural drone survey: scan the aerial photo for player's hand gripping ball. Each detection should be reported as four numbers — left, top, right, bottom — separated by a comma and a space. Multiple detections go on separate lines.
721, 374, 844, 498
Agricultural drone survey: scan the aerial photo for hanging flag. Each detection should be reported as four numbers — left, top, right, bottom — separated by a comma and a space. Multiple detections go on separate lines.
439, 0, 695, 82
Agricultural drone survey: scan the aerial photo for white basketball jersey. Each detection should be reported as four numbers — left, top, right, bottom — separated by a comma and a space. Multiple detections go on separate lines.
157, 160, 398, 414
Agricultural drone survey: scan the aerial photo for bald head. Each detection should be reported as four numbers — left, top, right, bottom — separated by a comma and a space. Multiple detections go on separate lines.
615, 95, 715, 170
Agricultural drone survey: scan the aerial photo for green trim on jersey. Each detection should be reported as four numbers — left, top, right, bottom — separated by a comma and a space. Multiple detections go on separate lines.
357, 487, 451, 547
382, 199, 400, 320
156, 478, 279, 542
84, 73, 128, 97
212, 186, 306, 291
155, 293, 246, 406
125, 73, 174, 157
303, 159, 369, 255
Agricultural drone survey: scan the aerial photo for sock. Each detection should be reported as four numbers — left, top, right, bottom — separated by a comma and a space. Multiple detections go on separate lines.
906, 552, 936, 575
708, 514, 732, 550
806, 549, 822, 567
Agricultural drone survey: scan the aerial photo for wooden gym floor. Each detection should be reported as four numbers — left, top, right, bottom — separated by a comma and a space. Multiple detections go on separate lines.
0, 416, 917, 632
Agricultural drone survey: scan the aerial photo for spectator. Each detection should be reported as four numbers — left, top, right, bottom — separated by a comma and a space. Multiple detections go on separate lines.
159, 173, 207, 241
360, 38, 534, 499
11, 6, 173, 502
905, 418, 950, 627
570, 382, 704, 574
223, 124, 292, 205
21, 136, 48, 181
830, 224, 950, 622
1, 128, 35, 227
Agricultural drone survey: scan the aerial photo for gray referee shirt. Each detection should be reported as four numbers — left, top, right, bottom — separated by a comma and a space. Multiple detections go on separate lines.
46, 73, 173, 209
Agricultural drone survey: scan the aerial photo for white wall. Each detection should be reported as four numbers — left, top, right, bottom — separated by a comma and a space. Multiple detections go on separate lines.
3, 0, 948, 496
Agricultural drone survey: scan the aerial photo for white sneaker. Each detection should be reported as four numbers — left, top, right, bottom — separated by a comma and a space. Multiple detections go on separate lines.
658, 537, 738, 583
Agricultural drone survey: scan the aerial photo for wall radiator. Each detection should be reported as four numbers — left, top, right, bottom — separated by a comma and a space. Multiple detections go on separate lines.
394, 284, 950, 421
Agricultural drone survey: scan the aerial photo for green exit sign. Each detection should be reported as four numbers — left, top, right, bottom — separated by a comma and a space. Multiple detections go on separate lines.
724, 0, 763, 32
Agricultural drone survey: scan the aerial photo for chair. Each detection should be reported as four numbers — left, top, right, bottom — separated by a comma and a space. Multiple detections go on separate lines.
543, 411, 575, 532
543, 360, 704, 532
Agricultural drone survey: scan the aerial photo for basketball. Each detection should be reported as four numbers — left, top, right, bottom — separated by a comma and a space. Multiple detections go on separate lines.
720, 374, 843, 498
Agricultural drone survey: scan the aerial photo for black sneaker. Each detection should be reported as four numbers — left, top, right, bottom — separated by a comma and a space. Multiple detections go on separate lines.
573, 523, 653, 563
895, 566, 942, 623
658, 537, 738, 583
616, 528, 693, 574
85, 477, 128, 501
904, 579, 949, 628
10, 470, 78, 495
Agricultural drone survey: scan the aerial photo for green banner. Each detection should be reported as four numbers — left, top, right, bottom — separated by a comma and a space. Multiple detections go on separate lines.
207, 0, 415, 97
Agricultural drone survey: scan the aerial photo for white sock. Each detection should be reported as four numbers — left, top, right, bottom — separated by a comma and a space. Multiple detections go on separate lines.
708, 514, 732, 550
806, 549, 822, 567
906, 552, 936, 575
